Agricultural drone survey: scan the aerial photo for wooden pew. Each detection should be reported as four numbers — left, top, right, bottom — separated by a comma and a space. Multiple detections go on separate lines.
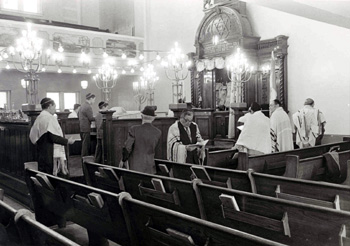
196, 182, 350, 246
119, 192, 286, 246
237, 140, 350, 174
0, 190, 79, 246
83, 161, 204, 218
25, 169, 131, 246
155, 159, 350, 211
284, 150, 350, 183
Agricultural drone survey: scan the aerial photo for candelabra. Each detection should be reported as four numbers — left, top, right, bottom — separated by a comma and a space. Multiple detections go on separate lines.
93, 62, 118, 102
226, 48, 254, 105
141, 64, 159, 106
8, 23, 47, 105
226, 47, 254, 138
163, 42, 191, 103
133, 80, 147, 111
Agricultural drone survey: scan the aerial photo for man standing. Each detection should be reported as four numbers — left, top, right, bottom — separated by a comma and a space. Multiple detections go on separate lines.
270, 99, 293, 152
29, 98, 75, 174
167, 109, 204, 164
94, 101, 108, 163
293, 98, 326, 148
233, 102, 271, 155
123, 106, 161, 174
78, 93, 95, 157
68, 103, 81, 118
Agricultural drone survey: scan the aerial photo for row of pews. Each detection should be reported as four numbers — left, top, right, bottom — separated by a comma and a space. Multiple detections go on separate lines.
0, 189, 79, 246
207, 140, 350, 181
21, 139, 350, 245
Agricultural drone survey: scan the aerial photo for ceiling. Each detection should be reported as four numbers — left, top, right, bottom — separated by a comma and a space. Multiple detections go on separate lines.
241, 0, 350, 30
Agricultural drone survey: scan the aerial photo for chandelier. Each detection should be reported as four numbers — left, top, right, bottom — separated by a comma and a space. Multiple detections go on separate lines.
8, 23, 48, 105
163, 42, 191, 103
141, 64, 159, 106
93, 62, 118, 102
133, 80, 147, 111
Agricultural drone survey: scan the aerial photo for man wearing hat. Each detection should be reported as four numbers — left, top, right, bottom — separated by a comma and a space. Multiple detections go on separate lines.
68, 103, 81, 118
293, 98, 326, 148
29, 98, 75, 174
78, 93, 96, 157
123, 106, 161, 174
94, 101, 108, 163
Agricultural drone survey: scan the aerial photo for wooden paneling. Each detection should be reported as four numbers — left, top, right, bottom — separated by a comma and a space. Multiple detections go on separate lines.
213, 111, 229, 138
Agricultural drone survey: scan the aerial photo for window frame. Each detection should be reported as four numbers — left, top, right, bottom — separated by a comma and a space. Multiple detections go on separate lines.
1, 0, 42, 16
46, 91, 80, 112
0, 90, 11, 109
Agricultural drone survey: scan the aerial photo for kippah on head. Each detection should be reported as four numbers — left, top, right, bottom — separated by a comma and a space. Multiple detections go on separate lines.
98, 101, 108, 109
250, 102, 261, 112
86, 93, 96, 100
40, 97, 54, 109
304, 98, 314, 105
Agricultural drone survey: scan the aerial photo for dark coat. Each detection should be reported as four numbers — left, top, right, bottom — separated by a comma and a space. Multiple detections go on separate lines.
36, 132, 68, 174
124, 123, 161, 174
78, 102, 94, 132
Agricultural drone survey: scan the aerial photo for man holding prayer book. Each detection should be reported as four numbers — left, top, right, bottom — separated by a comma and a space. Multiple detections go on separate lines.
167, 109, 206, 164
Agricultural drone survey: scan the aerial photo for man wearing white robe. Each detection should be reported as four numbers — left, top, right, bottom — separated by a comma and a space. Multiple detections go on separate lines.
30, 98, 75, 175
270, 99, 293, 152
292, 98, 326, 148
167, 110, 204, 164
234, 102, 271, 155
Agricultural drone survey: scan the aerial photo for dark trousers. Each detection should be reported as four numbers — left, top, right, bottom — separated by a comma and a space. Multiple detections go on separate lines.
80, 132, 91, 157
94, 138, 102, 163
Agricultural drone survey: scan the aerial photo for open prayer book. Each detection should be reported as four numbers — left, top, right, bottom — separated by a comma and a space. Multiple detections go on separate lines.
187, 139, 209, 148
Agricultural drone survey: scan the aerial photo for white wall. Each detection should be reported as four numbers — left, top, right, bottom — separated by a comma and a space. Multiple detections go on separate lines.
246, 4, 350, 135
144, 0, 204, 112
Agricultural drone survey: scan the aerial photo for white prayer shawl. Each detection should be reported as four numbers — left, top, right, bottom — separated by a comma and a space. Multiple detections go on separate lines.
270, 107, 293, 152
292, 105, 326, 148
167, 121, 204, 163
236, 111, 271, 154
30, 110, 66, 175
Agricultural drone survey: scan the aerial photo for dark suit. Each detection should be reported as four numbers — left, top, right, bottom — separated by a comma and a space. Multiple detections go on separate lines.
78, 102, 94, 156
36, 132, 68, 174
124, 123, 161, 174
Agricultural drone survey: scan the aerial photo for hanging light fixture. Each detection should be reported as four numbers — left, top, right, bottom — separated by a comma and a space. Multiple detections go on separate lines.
94, 62, 118, 102
81, 80, 88, 89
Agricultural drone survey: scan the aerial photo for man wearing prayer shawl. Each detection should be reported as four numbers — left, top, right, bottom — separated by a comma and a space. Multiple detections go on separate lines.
233, 102, 271, 155
167, 109, 204, 164
270, 99, 293, 152
29, 98, 75, 175
292, 98, 326, 148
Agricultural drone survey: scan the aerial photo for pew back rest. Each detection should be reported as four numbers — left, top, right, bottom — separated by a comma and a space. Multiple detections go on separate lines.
155, 159, 193, 180
84, 161, 202, 218
25, 169, 130, 245
206, 149, 236, 168
196, 183, 350, 246
239, 141, 350, 174
120, 194, 286, 246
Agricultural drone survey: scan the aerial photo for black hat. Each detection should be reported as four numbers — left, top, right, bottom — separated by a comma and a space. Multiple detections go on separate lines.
73, 104, 81, 110
98, 101, 108, 109
141, 106, 157, 116
86, 93, 96, 100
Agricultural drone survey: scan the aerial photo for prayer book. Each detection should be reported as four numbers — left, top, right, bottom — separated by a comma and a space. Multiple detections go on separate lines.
219, 194, 240, 211
190, 166, 211, 181
166, 228, 195, 245
158, 164, 169, 174
88, 192, 104, 208
35, 173, 54, 191
187, 139, 209, 148
151, 178, 166, 193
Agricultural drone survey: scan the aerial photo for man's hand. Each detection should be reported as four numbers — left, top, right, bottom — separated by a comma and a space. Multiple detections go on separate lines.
186, 145, 197, 152
68, 137, 75, 145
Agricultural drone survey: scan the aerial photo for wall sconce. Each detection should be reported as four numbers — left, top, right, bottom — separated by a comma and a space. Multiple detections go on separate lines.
81, 80, 88, 89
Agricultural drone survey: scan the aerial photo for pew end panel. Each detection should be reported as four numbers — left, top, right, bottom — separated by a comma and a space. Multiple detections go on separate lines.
120, 196, 286, 246
25, 169, 131, 245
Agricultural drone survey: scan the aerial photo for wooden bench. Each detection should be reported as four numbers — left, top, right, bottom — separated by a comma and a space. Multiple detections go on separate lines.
197, 182, 350, 246
155, 159, 350, 211
83, 161, 204, 218
0, 189, 79, 246
119, 192, 286, 246
237, 140, 350, 174
25, 169, 131, 246
284, 150, 350, 183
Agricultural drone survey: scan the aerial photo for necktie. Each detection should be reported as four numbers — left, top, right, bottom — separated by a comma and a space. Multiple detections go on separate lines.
185, 127, 192, 142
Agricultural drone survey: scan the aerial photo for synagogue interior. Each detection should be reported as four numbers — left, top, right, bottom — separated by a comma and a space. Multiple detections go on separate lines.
0, 0, 350, 245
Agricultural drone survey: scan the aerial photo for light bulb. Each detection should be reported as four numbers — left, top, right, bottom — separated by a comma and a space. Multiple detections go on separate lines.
58, 45, 64, 53
87, 69, 91, 74
139, 54, 144, 60
130, 68, 135, 73
122, 70, 126, 74
140, 67, 144, 71
41, 67, 46, 72
6, 63, 10, 69
103, 51, 108, 58
73, 68, 77, 73
121, 53, 127, 59
156, 54, 161, 60
58, 68, 62, 73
